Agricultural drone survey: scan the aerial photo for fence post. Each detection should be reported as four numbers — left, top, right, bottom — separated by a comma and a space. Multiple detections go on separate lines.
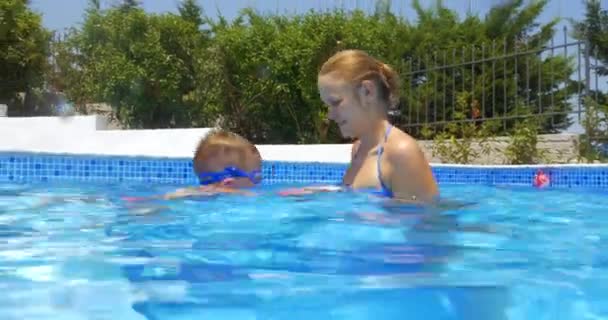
584, 40, 592, 100
584, 39, 592, 133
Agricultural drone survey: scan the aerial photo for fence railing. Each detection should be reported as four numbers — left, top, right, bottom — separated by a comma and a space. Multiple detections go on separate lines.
390, 26, 605, 137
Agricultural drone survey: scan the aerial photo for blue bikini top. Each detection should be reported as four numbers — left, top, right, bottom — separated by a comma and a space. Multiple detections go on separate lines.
373, 124, 394, 198
344, 124, 394, 198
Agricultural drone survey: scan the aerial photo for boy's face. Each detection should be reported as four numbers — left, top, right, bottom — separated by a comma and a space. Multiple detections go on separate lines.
198, 151, 262, 188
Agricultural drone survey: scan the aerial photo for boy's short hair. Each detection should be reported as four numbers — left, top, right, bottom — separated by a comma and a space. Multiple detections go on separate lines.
193, 129, 261, 174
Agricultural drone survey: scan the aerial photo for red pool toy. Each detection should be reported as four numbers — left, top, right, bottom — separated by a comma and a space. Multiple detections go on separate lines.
533, 169, 550, 188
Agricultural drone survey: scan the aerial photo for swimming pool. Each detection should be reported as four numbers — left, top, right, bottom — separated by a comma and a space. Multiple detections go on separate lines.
1, 152, 607, 319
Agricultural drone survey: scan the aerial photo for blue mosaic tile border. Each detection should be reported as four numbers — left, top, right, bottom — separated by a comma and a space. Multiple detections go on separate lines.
1, 151, 608, 189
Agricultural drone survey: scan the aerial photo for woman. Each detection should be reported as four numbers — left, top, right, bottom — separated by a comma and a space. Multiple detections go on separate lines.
283, 49, 439, 204
279, 50, 508, 320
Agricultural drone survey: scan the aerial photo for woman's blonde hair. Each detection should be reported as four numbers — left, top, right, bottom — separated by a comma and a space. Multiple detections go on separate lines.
319, 49, 400, 111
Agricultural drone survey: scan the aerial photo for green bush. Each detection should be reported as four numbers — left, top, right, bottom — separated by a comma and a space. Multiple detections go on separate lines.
1, 0, 51, 115
504, 117, 546, 164
49, 0, 581, 144
578, 97, 608, 162
51, 4, 206, 128
422, 92, 499, 164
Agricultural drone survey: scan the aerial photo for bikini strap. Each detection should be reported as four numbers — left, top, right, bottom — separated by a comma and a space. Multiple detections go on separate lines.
376, 124, 393, 196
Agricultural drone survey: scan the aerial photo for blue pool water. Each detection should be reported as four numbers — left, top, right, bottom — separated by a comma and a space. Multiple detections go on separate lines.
0, 180, 607, 320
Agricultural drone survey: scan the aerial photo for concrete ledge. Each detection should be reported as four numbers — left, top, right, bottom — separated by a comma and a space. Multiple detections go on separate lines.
0, 115, 108, 133
0, 116, 353, 162
0, 127, 212, 159
418, 133, 581, 165
0, 116, 582, 164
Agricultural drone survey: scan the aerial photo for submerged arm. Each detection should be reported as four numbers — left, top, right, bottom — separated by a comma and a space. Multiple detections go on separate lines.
163, 186, 254, 199
123, 186, 254, 202
277, 142, 358, 197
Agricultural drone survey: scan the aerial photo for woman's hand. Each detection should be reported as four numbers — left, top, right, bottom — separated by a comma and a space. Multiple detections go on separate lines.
123, 186, 255, 202
164, 186, 255, 199
278, 185, 344, 196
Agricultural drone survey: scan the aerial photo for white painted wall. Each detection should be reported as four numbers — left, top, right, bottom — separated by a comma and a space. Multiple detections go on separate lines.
0, 115, 588, 166
0, 115, 107, 133
0, 115, 353, 163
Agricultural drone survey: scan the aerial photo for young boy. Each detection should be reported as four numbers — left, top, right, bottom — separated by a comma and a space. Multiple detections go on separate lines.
164, 129, 262, 199
125, 129, 262, 202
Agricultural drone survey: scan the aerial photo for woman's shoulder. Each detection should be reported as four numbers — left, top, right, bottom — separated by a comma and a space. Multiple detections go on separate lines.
384, 127, 425, 158
383, 127, 434, 179
382, 126, 438, 202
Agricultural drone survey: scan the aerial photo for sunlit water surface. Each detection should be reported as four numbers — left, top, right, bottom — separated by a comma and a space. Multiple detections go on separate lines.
0, 181, 606, 320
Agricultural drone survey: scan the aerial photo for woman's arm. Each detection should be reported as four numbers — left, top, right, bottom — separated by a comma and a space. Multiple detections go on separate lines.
123, 186, 254, 202
278, 185, 345, 196
163, 186, 255, 199
278, 141, 359, 197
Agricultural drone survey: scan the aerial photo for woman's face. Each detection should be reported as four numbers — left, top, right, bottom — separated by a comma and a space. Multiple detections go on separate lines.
318, 74, 378, 139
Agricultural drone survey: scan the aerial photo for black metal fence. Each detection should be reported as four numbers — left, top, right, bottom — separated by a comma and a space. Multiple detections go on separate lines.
391, 26, 606, 137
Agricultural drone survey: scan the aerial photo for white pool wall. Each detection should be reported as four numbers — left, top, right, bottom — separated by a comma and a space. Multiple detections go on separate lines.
1, 115, 598, 167
0, 115, 353, 163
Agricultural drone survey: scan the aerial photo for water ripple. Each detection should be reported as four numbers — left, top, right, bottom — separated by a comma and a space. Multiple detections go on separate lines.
0, 182, 607, 319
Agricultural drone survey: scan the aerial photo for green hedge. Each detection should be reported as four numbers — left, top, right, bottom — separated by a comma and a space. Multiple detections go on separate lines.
49, 0, 579, 143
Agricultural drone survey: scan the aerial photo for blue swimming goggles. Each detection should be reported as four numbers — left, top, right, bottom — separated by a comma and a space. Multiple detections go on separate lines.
197, 166, 262, 185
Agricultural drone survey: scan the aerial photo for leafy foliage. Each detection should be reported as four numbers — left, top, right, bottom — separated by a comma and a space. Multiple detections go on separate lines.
394, 0, 575, 136
421, 92, 500, 164
504, 117, 546, 164
571, 0, 608, 162
54, 1, 209, 128
572, 0, 608, 77
178, 0, 204, 27
578, 97, 608, 162
46, 0, 585, 145
117, 0, 141, 12
0, 0, 51, 114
